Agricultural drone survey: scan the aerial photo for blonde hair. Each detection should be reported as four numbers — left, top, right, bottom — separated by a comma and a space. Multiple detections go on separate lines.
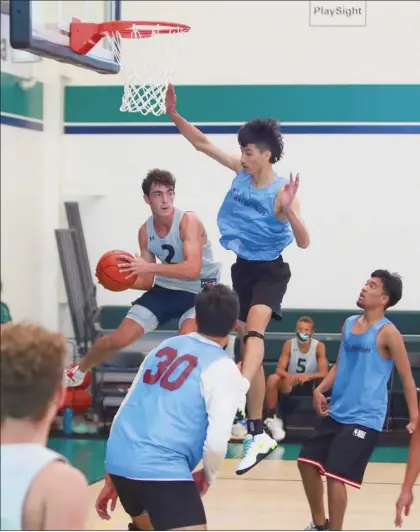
1, 323, 66, 422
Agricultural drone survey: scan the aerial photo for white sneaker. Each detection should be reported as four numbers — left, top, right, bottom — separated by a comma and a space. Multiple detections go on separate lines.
236, 432, 278, 475
264, 415, 286, 442
63, 364, 85, 387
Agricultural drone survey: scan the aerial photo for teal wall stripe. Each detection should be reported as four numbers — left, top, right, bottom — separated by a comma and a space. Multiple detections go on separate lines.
65, 85, 420, 124
0, 72, 43, 121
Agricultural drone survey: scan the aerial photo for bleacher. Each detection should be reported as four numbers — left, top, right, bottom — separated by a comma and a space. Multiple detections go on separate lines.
95, 306, 420, 442
56, 202, 420, 444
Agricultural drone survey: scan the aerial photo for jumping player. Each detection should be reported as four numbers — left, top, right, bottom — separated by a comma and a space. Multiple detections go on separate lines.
264, 316, 328, 441
96, 284, 243, 531
166, 84, 310, 474
1, 323, 89, 530
395, 397, 420, 528
64, 169, 221, 386
298, 270, 419, 531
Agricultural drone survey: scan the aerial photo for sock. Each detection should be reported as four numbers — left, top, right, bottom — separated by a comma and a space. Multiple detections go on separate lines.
314, 519, 329, 531
128, 523, 139, 531
264, 408, 276, 419
247, 418, 263, 435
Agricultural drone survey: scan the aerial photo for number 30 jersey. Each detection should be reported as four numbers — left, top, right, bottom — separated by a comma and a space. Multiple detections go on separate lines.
146, 208, 221, 294
105, 333, 243, 482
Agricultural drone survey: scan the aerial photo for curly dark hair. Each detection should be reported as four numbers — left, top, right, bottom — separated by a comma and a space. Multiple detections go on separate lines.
238, 118, 284, 163
142, 169, 176, 196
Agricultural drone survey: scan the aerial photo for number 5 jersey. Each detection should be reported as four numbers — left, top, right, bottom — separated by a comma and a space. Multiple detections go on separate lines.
105, 333, 243, 484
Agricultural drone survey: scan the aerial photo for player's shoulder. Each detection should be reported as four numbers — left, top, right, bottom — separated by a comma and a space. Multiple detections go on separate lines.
378, 321, 400, 338
33, 460, 88, 498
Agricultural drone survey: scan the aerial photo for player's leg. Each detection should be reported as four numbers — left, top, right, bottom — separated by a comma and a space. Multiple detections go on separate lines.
263, 374, 290, 441
178, 305, 197, 335
297, 416, 337, 531
64, 289, 164, 386
323, 423, 380, 531
235, 258, 291, 474
114, 478, 207, 531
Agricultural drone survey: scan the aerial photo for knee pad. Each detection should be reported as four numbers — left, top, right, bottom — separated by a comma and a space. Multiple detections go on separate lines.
243, 331, 265, 344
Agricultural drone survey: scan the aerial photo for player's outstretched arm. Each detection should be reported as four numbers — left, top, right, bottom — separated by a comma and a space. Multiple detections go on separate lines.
383, 325, 419, 434
24, 461, 89, 530
201, 357, 244, 485
165, 84, 242, 173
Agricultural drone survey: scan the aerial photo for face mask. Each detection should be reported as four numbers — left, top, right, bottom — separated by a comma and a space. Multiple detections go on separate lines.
296, 332, 312, 344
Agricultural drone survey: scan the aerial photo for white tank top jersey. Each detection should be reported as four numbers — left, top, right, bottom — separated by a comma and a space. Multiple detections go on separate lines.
146, 209, 221, 294
288, 338, 319, 375
0, 443, 64, 530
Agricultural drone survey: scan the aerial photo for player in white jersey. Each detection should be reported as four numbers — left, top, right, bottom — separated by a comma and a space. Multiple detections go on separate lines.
94, 284, 243, 530
65, 169, 221, 386
1, 323, 89, 531
263, 316, 328, 441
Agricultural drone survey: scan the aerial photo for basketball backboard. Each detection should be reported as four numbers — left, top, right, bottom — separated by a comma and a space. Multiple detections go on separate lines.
9, 0, 121, 74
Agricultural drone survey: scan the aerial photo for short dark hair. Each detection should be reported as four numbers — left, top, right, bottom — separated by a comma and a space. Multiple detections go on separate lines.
371, 270, 403, 309
1, 323, 66, 423
238, 118, 284, 163
142, 169, 176, 196
297, 316, 315, 330
195, 284, 239, 337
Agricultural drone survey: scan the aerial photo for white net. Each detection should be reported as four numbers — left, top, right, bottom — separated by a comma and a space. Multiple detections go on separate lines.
103, 24, 190, 116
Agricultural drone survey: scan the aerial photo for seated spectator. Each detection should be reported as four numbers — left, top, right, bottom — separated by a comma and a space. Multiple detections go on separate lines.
263, 316, 328, 441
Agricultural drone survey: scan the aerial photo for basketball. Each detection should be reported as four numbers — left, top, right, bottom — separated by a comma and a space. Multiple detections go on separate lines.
95, 250, 136, 292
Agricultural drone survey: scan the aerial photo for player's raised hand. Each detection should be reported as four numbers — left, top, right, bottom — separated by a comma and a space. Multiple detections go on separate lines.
165, 83, 177, 115
276, 173, 300, 214
395, 487, 413, 527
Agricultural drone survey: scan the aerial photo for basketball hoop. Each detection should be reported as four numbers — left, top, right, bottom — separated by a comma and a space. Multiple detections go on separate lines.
70, 20, 191, 116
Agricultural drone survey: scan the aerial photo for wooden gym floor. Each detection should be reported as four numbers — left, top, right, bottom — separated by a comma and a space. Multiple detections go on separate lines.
81, 448, 419, 531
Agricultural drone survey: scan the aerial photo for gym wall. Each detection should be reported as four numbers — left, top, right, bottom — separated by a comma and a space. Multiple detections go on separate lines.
1, 1, 419, 332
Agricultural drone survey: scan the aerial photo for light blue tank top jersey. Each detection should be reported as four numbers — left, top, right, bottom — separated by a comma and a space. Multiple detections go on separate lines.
329, 315, 394, 431
217, 170, 294, 261
1, 444, 64, 530
146, 209, 221, 293
105, 333, 230, 481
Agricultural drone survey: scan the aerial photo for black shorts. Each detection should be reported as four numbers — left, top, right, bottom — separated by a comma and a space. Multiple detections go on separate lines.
231, 255, 291, 322
129, 285, 196, 331
109, 475, 206, 530
298, 415, 380, 488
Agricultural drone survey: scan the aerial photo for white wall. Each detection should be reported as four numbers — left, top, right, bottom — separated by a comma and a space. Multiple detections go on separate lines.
67, 0, 420, 85
1, 11, 64, 328
63, 132, 420, 310
61, 1, 420, 311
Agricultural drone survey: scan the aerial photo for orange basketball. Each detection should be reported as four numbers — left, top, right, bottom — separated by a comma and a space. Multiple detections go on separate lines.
96, 250, 136, 292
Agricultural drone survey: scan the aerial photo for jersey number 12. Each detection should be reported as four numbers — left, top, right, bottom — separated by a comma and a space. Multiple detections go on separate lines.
143, 347, 198, 391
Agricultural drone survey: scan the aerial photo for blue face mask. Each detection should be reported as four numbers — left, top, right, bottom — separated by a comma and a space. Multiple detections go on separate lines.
296, 332, 312, 344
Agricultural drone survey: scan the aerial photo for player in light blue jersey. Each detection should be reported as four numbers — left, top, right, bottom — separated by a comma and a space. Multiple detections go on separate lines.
1, 323, 89, 531
64, 169, 221, 387
95, 284, 243, 531
166, 84, 310, 474
298, 270, 419, 531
